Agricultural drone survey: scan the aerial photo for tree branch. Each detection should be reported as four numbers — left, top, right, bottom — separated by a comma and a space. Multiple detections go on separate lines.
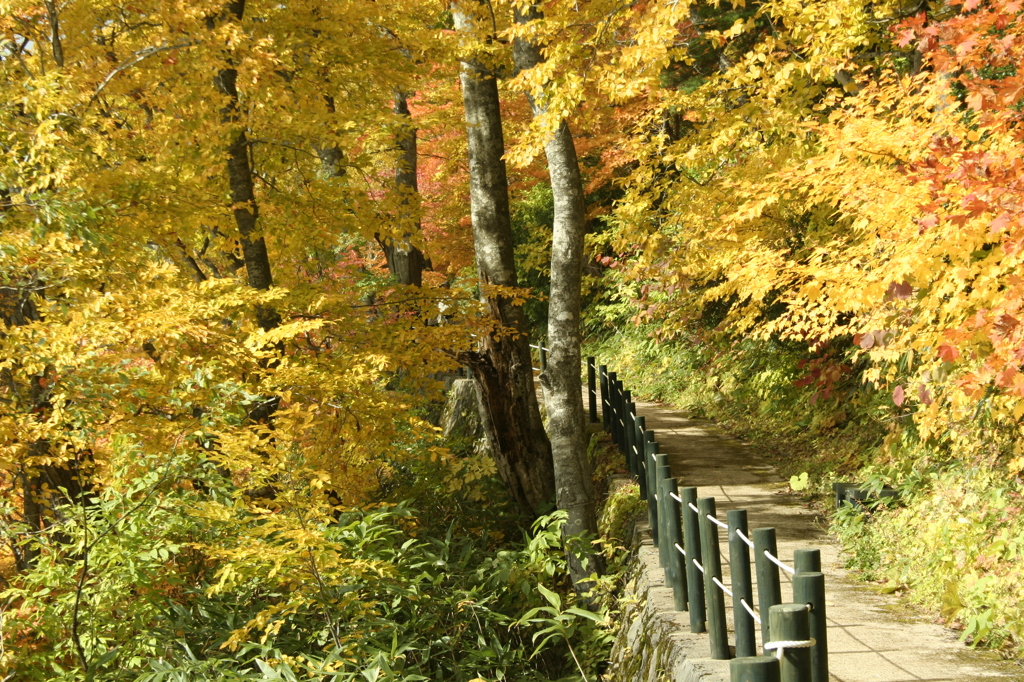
43, 1, 64, 68
88, 42, 195, 107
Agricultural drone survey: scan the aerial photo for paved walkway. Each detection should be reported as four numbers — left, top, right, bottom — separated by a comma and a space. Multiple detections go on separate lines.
621, 400, 1022, 682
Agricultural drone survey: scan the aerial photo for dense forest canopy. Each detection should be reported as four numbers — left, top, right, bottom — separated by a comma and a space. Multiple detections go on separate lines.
1, 0, 1023, 677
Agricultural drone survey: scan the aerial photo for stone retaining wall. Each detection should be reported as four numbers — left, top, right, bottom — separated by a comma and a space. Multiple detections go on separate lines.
605, 526, 729, 682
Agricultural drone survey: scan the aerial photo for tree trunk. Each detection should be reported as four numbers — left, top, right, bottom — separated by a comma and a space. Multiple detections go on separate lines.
513, 5, 601, 583
381, 92, 426, 287
207, 2, 283, 451
452, 1, 555, 516
1, 290, 93, 570
210, 0, 279, 331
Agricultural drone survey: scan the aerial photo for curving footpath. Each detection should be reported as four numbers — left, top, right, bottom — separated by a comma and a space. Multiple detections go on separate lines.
605, 399, 1022, 682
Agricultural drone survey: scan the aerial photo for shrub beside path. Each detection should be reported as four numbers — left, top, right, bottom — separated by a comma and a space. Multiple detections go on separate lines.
613, 399, 1021, 682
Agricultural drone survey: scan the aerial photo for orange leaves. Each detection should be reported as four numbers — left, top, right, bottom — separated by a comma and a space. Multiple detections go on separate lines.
938, 344, 961, 363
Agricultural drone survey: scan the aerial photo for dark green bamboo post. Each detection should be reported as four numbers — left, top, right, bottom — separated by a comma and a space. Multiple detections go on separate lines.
539, 344, 547, 371
645, 441, 660, 544
599, 365, 609, 429
615, 380, 626, 452
608, 373, 620, 448
627, 397, 638, 474
769, 604, 811, 682
794, 549, 821, 573
622, 390, 634, 470
587, 357, 597, 423
632, 415, 646, 478
793, 571, 828, 682
656, 454, 670, 568
638, 430, 654, 501
664, 478, 687, 611
729, 509, 757, 657
754, 528, 783, 654
622, 393, 630, 473
698, 497, 730, 660
625, 409, 635, 476
730, 657, 781, 682
681, 486, 706, 633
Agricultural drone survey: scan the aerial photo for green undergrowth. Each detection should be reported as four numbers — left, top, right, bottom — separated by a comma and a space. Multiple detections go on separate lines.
586, 324, 1024, 659
586, 326, 887, 483
834, 467, 1024, 654
3, 436, 639, 681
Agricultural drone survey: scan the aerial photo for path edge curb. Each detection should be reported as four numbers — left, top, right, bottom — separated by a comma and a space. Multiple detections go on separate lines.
605, 514, 730, 681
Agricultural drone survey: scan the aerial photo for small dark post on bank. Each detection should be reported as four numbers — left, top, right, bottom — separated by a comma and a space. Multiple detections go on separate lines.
731, 657, 781, 682
599, 365, 609, 428
587, 356, 598, 422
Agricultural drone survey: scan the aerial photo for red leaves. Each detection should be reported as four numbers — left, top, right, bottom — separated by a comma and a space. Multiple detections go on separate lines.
894, 12, 928, 47
893, 384, 906, 406
793, 354, 849, 402
896, 28, 917, 48
938, 343, 960, 362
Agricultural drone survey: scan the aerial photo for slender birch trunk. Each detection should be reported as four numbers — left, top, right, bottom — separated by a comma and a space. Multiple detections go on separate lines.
513, 5, 602, 583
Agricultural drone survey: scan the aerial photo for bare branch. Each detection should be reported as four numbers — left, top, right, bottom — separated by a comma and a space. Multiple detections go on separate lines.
88, 41, 195, 107
43, 1, 64, 68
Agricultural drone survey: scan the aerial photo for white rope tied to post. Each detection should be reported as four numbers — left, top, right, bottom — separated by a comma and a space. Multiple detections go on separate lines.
708, 514, 729, 530
692, 559, 705, 574
740, 598, 762, 625
669, 492, 683, 504
763, 550, 797, 575
688, 502, 699, 514
736, 529, 755, 548
674, 543, 686, 556
712, 576, 733, 597
764, 637, 816, 660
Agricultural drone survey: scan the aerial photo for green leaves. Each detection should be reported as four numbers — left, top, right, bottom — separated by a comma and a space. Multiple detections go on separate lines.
537, 582, 562, 610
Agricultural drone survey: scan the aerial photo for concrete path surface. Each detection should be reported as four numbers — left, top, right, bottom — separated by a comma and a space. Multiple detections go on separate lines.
620, 399, 1023, 682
